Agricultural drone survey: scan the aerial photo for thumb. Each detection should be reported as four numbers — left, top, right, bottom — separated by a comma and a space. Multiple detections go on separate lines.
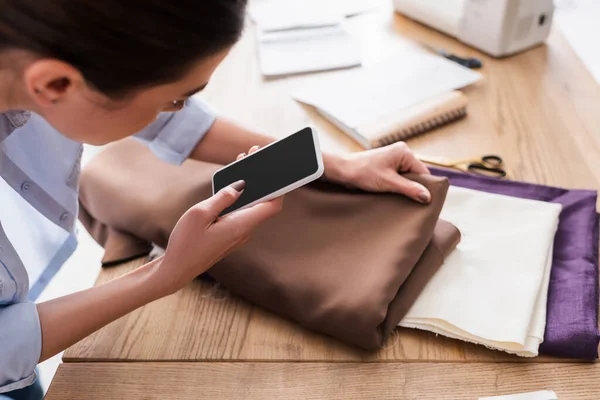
201, 180, 246, 220
385, 173, 431, 204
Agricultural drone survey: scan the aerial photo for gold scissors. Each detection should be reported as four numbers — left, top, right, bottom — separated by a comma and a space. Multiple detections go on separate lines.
416, 154, 507, 178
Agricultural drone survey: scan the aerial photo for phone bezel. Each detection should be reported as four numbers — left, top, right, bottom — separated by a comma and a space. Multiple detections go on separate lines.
211, 127, 325, 212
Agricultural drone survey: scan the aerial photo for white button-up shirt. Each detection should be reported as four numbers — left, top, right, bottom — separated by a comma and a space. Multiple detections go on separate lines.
0, 98, 215, 393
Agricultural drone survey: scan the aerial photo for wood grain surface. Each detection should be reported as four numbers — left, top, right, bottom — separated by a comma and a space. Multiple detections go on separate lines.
63, 257, 584, 363
47, 362, 600, 399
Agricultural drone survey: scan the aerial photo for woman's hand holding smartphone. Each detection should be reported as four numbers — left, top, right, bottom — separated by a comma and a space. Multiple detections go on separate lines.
156, 127, 322, 294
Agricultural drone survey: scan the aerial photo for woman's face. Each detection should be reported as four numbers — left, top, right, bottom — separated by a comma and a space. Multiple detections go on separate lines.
25, 49, 229, 145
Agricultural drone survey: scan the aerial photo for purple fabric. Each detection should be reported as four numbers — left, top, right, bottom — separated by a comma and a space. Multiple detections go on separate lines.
430, 167, 600, 360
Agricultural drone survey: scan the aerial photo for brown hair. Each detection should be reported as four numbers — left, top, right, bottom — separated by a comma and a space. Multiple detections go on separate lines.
0, 0, 247, 97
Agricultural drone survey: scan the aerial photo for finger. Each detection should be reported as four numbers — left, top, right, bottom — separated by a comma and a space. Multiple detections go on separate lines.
248, 145, 260, 154
267, 195, 285, 212
198, 180, 245, 221
236, 152, 246, 161
384, 173, 431, 204
402, 150, 431, 175
216, 197, 282, 233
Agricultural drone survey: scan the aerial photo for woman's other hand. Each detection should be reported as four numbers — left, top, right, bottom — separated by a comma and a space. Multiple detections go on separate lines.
324, 142, 432, 204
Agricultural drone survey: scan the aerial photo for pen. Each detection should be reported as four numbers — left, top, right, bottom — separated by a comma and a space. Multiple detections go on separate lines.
437, 48, 483, 69
419, 42, 483, 69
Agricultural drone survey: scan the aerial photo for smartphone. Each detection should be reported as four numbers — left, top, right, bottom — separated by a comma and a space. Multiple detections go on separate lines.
212, 127, 324, 215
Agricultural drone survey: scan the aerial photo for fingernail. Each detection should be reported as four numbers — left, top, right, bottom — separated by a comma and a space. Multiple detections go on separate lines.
230, 180, 246, 192
418, 191, 430, 204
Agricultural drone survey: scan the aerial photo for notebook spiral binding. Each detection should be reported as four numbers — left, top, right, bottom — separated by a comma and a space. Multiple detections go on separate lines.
376, 105, 467, 148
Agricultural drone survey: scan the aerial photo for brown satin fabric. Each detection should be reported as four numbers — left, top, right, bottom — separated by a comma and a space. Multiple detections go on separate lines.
78, 139, 460, 350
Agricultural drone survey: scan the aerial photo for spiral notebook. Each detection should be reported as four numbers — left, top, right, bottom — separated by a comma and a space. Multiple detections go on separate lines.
292, 51, 481, 149
318, 90, 468, 148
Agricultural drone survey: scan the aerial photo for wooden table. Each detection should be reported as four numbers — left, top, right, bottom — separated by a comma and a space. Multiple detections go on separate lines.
47, 7, 600, 400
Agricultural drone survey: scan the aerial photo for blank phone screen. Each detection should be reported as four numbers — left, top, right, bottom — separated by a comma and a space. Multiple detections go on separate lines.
213, 127, 320, 215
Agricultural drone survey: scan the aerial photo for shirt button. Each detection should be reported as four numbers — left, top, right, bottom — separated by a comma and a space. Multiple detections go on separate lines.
21, 182, 31, 191
60, 213, 69, 221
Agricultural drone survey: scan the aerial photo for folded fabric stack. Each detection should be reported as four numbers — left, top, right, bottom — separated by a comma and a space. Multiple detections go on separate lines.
426, 167, 600, 360
399, 185, 561, 357
77, 139, 599, 359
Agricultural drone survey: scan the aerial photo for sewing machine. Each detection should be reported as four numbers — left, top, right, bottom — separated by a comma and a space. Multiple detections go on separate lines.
394, 0, 555, 57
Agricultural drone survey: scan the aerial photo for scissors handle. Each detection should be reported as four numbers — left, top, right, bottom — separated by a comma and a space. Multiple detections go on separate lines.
481, 155, 503, 167
467, 162, 507, 178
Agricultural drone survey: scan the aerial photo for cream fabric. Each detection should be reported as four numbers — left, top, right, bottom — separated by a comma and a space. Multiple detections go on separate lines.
399, 186, 562, 357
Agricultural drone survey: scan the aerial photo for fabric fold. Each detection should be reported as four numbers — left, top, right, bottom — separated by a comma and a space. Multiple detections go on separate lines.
381, 220, 461, 336
77, 139, 460, 350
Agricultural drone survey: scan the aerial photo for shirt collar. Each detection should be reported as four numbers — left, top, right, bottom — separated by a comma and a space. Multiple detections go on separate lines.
5, 110, 32, 129
1, 110, 31, 141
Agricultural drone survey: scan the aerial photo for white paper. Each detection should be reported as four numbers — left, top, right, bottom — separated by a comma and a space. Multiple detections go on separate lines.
555, 0, 600, 85
479, 390, 558, 400
258, 24, 361, 77
399, 186, 562, 357
249, 0, 386, 31
292, 50, 481, 128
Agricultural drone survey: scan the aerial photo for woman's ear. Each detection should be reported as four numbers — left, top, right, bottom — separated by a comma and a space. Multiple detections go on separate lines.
23, 59, 83, 107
